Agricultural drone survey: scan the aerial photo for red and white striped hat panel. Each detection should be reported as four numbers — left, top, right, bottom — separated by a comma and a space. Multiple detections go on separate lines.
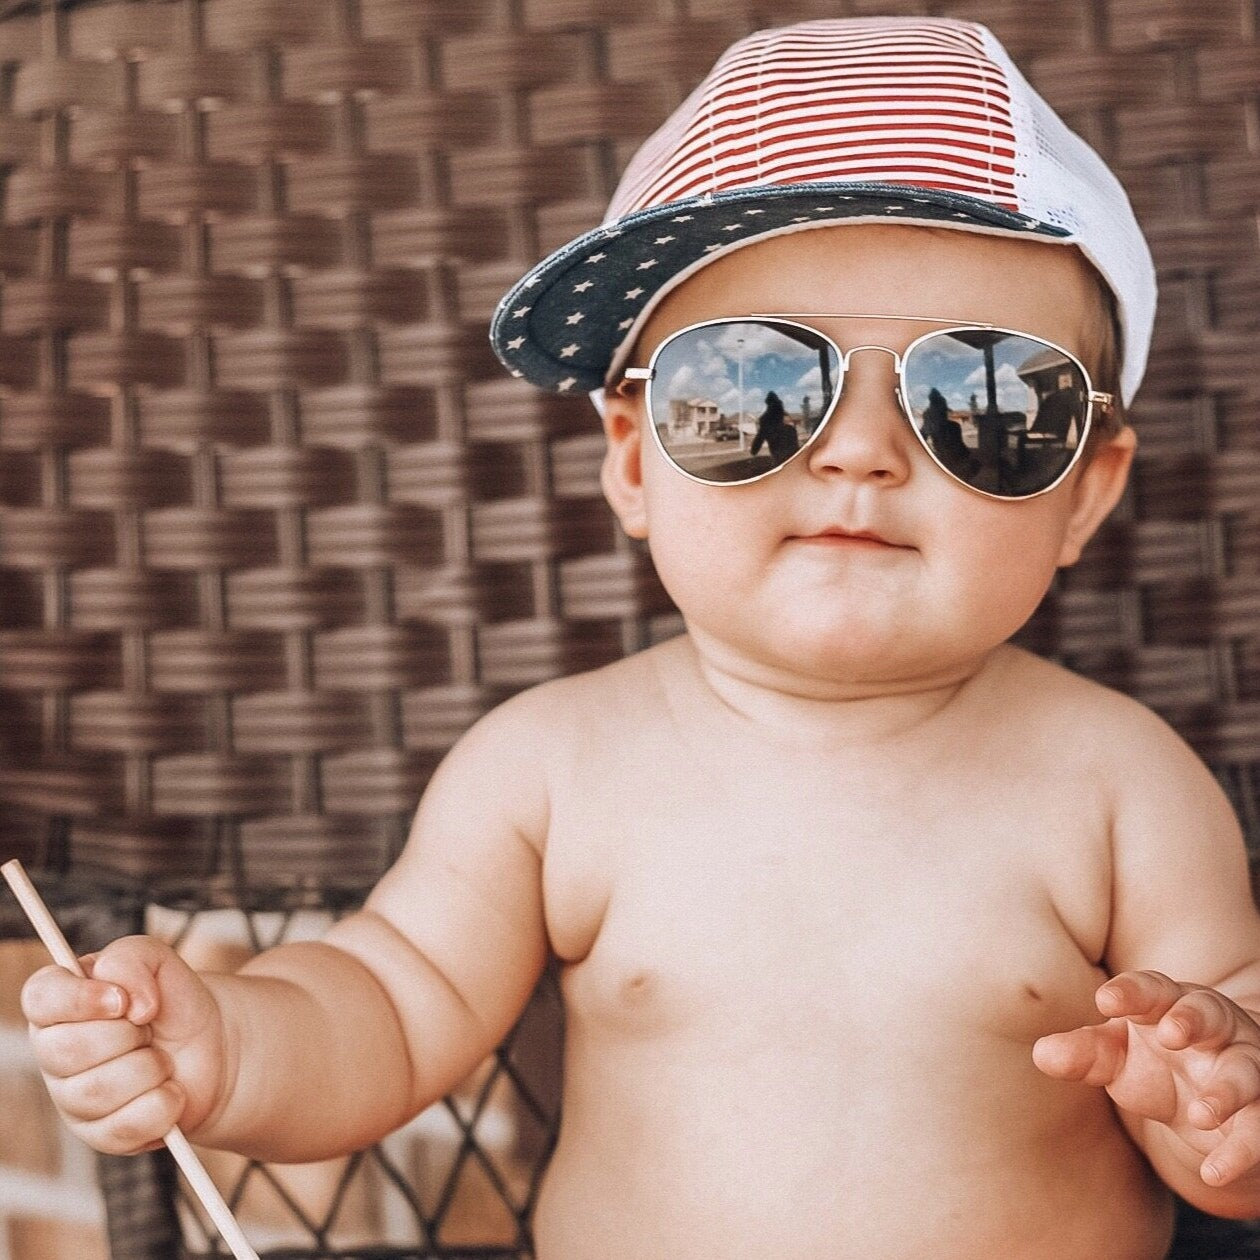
607, 18, 1023, 219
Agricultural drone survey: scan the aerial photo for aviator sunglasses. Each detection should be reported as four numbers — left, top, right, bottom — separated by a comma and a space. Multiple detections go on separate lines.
616, 315, 1115, 501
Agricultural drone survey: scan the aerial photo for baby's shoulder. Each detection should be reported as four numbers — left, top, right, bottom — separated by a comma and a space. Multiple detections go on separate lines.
985, 649, 1244, 865
463, 638, 675, 758
418, 645, 670, 852
986, 644, 1199, 771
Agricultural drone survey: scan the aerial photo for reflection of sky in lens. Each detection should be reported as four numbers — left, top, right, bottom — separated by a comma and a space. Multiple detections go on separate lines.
905, 334, 1059, 416
658, 323, 837, 419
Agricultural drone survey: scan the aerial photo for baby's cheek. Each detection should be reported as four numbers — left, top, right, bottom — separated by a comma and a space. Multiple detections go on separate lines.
642, 482, 754, 600
647, 522, 744, 627
945, 524, 1063, 639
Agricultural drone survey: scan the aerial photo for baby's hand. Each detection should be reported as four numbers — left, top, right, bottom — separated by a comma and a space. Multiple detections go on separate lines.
1033, 970, 1260, 1188
21, 936, 227, 1155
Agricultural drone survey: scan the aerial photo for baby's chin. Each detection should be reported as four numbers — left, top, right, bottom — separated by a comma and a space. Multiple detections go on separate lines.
685, 620, 989, 701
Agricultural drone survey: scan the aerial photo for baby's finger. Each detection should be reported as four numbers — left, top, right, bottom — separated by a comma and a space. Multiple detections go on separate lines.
1033, 1023, 1127, 1087
46, 1045, 171, 1124
1199, 1110, 1260, 1187
87, 937, 168, 1026
1096, 971, 1189, 1025
72, 1079, 185, 1157
1189, 1045, 1260, 1130
1158, 989, 1242, 1053
33, 1017, 149, 1079
21, 964, 126, 1027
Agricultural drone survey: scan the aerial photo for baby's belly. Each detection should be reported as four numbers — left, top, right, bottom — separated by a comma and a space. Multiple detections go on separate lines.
532, 1031, 1175, 1260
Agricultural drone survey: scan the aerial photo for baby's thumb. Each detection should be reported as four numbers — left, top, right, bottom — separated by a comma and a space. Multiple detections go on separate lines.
85, 936, 175, 1027
1032, 1025, 1124, 1087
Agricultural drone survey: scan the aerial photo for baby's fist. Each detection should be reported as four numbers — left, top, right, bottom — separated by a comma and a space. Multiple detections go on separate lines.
22, 935, 225, 1155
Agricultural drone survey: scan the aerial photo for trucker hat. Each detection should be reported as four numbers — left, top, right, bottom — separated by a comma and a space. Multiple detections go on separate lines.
490, 16, 1157, 408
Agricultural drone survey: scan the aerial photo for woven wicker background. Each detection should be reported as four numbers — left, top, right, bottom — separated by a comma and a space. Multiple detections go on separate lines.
0, 1, 1255, 1257
0, 0, 1257, 900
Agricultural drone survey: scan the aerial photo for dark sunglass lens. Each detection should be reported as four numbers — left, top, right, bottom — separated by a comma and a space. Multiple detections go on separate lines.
649, 321, 840, 483
904, 330, 1090, 497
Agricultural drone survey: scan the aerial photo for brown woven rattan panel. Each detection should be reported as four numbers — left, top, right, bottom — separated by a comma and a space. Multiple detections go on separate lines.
0, 1, 1259, 1258
2, 0, 1259, 897
0, 0, 1257, 896
0, 0, 683, 905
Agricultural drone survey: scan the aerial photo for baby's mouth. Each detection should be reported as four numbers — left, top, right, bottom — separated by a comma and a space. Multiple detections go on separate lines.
789, 527, 911, 549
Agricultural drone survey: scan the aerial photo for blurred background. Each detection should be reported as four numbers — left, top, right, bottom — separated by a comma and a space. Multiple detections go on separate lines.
0, 0, 1258, 1256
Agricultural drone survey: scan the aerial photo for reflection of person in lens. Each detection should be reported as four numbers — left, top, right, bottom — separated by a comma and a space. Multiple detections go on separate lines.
1030, 386, 1077, 443
920, 387, 972, 472
749, 391, 799, 465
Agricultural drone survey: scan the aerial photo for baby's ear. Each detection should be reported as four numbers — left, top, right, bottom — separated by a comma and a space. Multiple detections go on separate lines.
599, 385, 649, 540
1056, 425, 1137, 567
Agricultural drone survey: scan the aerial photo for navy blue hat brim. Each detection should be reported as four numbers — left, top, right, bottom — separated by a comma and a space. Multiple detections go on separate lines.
490, 180, 1070, 395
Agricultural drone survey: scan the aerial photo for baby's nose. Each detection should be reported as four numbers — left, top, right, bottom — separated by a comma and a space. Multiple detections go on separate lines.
804, 346, 913, 486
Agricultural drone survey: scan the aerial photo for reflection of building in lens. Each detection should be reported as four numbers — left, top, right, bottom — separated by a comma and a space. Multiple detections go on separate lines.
667, 396, 722, 437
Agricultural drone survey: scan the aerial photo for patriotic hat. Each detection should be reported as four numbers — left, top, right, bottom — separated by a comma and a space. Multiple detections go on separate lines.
490, 17, 1157, 408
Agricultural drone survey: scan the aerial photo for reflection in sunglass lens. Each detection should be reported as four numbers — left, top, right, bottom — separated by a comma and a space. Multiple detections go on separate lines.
649, 320, 841, 484
904, 330, 1090, 497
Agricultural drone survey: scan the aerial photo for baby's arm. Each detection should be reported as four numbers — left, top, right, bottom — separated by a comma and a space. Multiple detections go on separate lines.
24, 691, 552, 1165
1033, 704, 1260, 1217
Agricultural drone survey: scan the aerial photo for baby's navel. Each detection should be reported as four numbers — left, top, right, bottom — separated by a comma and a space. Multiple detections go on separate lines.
1023, 983, 1042, 1001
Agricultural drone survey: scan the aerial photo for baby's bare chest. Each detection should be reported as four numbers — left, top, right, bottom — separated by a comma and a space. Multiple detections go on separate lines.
550, 765, 1112, 1049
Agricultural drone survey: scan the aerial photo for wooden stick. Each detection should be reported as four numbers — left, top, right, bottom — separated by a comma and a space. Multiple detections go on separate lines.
1, 859, 261, 1260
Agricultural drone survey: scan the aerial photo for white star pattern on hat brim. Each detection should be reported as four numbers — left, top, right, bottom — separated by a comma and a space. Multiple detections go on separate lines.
490, 180, 1067, 402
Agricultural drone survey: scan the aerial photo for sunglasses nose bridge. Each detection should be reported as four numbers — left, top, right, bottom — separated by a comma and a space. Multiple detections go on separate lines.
802, 342, 915, 485
836, 343, 904, 375
821, 342, 908, 427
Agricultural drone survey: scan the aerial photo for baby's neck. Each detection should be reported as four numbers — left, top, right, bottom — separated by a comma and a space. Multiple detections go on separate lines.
673, 630, 1002, 748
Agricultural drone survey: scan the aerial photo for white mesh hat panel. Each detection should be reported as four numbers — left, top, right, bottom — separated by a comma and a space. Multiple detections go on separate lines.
978, 26, 1157, 406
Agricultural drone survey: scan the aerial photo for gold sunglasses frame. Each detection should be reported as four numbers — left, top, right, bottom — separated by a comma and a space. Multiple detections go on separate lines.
616, 313, 1115, 501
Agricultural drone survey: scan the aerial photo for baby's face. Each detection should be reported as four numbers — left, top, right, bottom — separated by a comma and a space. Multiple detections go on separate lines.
601, 223, 1133, 693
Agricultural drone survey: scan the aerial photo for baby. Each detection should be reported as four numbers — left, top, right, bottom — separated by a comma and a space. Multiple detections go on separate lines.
21, 17, 1260, 1260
